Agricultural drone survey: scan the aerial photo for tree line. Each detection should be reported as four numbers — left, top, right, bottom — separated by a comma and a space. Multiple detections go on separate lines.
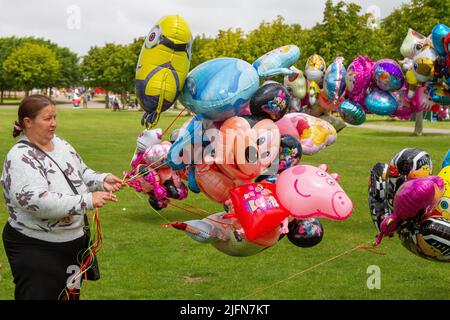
0, 0, 448, 104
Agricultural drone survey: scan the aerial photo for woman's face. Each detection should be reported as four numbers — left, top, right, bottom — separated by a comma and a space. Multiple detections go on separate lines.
24, 104, 57, 142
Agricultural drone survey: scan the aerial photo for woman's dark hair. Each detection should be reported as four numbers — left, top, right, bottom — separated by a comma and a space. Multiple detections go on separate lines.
13, 95, 55, 137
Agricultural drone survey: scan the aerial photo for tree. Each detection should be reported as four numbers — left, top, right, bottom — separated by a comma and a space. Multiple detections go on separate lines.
81, 42, 138, 107
0, 36, 80, 102
308, 0, 385, 65
3, 43, 60, 95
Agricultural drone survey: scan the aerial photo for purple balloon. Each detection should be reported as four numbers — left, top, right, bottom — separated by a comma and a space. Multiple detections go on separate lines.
373, 59, 405, 91
374, 176, 444, 245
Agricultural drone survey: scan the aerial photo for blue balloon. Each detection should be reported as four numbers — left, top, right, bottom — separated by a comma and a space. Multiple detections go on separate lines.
188, 166, 200, 193
180, 58, 259, 121
324, 57, 347, 101
168, 114, 204, 170
252, 45, 300, 77
365, 89, 398, 115
443, 150, 450, 168
432, 23, 450, 58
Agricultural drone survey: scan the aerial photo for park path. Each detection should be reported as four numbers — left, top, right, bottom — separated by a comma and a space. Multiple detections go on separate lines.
348, 123, 450, 135
0, 99, 106, 109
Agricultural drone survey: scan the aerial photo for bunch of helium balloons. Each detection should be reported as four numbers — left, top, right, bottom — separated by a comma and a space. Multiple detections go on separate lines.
125, 15, 355, 256
274, 24, 450, 127
369, 148, 450, 262
339, 24, 450, 125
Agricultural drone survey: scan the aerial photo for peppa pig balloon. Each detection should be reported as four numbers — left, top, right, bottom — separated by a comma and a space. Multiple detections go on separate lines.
275, 164, 353, 220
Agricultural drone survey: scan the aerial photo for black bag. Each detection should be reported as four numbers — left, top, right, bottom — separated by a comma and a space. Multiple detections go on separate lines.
18, 140, 100, 281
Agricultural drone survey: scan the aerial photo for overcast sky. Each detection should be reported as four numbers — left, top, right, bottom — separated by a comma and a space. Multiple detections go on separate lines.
0, 0, 407, 56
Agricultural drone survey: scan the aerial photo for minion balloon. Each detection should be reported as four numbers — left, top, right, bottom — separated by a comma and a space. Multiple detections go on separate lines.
136, 15, 192, 128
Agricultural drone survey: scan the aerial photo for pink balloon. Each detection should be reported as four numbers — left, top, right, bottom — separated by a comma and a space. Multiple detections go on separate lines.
346, 56, 375, 103
374, 176, 445, 245
275, 164, 353, 220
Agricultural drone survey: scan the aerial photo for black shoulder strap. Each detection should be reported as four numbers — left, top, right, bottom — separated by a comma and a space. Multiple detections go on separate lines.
18, 140, 90, 229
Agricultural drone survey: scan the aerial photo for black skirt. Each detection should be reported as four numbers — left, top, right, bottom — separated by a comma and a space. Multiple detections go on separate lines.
2, 222, 86, 300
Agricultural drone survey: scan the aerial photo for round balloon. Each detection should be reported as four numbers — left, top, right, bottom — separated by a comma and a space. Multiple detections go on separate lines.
398, 216, 450, 262
386, 148, 433, 212
365, 88, 398, 115
372, 59, 404, 91
338, 100, 366, 125
278, 135, 302, 173
287, 218, 324, 248
250, 82, 290, 121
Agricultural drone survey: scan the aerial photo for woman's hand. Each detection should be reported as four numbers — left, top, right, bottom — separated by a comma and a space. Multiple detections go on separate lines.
103, 174, 125, 192
92, 191, 118, 208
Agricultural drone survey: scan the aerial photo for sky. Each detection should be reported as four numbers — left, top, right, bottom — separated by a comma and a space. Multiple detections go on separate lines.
0, 0, 407, 56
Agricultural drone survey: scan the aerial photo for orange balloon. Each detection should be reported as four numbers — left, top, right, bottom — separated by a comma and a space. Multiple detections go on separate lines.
195, 164, 236, 203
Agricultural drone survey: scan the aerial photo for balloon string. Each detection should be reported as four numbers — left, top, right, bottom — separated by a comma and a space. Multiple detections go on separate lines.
123, 160, 167, 183
161, 107, 186, 137
239, 241, 378, 299
59, 208, 103, 300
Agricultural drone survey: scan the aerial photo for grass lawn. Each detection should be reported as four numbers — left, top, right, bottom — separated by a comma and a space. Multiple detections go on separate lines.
0, 107, 449, 300
364, 114, 450, 130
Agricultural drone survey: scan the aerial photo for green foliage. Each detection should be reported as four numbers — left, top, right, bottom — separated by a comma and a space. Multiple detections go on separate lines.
0, 0, 448, 97
0, 37, 80, 94
81, 42, 138, 96
3, 43, 60, 92
382, 0, 450, 59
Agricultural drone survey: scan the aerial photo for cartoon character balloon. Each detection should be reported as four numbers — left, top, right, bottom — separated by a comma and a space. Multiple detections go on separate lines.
136, 15, 192, 128
180, 58, 259, 121
275, 113, 337, 156
276, 164, 353, 220
305, 55, 326, 106
252, 45, 300, 78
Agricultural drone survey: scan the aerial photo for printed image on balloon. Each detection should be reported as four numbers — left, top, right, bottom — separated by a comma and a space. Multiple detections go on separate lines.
287, 218, 324, 248
365, 88, 398, 115
250, 82, 290, 121
372, 59, 404, 92
338, 100, 366, 125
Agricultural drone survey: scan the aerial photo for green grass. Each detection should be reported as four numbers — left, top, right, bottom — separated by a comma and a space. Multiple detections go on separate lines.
0, 108, 449, 300
364, 114, 450, 130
